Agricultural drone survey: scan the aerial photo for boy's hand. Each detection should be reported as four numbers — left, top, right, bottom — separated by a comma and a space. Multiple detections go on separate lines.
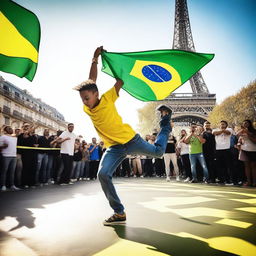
94, 46, 104, 58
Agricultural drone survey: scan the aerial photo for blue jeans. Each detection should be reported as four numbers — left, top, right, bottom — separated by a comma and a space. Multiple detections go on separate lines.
98, 115, 171, 214
46, 155, 54, 182
0, 157, 17, 187
189, 153, 209, 180
73, 161, 82, 179
36, 153, 49, 184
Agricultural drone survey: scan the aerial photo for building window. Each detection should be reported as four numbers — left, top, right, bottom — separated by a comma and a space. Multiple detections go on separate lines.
3, 85, 9, 91
4, 116, 10, 125
4, 99, 11, 107
15, 92, 20, 98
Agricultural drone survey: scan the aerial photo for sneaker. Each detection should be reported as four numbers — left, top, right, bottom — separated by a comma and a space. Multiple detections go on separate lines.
103, 213, 126, 226
184, 177, 190, 182
190, 179, 198, 183
176, 176, 180, 181
203, 178, 210, 184
238, 181, 243, 186
1, 186, 7, 191
10, 185, 20, 191
225, 182, 234, 186
166, 177, 171, 182
140, 175, 144, 178
156, 105, 172, 117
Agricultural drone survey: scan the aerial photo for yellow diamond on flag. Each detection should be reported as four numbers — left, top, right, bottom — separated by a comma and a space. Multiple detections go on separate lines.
130, 60, 181, 100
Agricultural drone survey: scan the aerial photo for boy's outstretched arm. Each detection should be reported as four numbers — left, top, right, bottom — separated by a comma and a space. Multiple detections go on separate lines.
89, 46, 103, 82
89, 46, 124, 94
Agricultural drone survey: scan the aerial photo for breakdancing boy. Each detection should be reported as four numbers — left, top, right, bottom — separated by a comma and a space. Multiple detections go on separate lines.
74, 46, 172, 225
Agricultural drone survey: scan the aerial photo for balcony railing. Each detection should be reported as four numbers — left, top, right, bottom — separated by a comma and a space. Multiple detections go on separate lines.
13, 110, 23, 118
24, 115, 33, 122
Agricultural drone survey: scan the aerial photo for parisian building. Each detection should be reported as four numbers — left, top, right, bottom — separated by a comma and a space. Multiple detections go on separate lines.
0, 76, 68, 135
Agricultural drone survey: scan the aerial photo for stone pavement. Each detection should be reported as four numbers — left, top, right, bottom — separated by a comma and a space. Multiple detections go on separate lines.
0, 178, 255, 256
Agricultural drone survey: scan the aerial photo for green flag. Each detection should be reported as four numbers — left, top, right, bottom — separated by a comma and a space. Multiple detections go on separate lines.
0, 0, 41, 81
101, 50, 214, 101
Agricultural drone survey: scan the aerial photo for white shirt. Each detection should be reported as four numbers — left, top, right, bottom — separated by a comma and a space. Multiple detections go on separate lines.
213, 128, 233, 150
177, 141, 189, 155
0, 135, 17, 157
59, 131, 76, 156
241, 134, 256, 152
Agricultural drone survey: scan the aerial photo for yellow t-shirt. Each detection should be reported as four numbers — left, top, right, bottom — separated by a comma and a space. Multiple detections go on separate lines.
83, 87, 136, 148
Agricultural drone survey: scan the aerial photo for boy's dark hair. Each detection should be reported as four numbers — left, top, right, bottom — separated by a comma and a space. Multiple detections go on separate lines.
73, 79, 98, 93
191, 122, 197, 126
79, 83, 98, 93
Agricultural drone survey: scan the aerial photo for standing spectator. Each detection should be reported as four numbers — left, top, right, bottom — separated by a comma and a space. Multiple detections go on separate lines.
177, 129, 192, 182
150, 134, 164, 177
202, 121, 216, 183
164, 134, 179, 181
143, 135, 154, 177
232, 126, 246, 185
19, 123, 38, 188
89, 137, 100, 180
237, 120, 256, 187
0, 126, 19, 191
58, 123, 76, 185
184, 123, 209, 183
213, 120, 233, 184
36, 129, 51, 185
50, 130, 63, 184
81, 141, 90, 180
29, 125, 39, 186
15, 128, 23, 187
71, 138, 82, 181
46, 134, 57, 185
98, 141, 106, 160
230, 126, 244, 185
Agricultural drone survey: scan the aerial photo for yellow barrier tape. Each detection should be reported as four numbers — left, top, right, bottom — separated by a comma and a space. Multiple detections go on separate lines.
17, 146, 61, 150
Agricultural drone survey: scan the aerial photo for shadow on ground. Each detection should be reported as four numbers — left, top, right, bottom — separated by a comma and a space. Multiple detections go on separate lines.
111, 225, 237, 256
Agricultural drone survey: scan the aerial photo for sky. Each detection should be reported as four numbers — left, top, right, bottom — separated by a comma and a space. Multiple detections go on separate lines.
1, 0, 256, 141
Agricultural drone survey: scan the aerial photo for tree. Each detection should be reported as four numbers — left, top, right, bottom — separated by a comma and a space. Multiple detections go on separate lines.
208, 80, 256, 127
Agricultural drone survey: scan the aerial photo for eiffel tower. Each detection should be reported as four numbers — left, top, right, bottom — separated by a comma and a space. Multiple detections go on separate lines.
160, 0, 216, 126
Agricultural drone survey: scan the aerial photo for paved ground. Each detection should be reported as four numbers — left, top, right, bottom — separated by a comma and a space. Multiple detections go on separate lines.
0, 178, 256, 256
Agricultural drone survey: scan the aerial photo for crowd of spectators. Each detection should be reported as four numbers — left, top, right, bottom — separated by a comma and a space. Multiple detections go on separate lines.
0, 119, 255, 192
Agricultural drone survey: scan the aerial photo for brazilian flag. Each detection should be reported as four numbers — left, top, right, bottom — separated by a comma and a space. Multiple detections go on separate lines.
101, 50, 214, 101
0, 0, 40, 81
